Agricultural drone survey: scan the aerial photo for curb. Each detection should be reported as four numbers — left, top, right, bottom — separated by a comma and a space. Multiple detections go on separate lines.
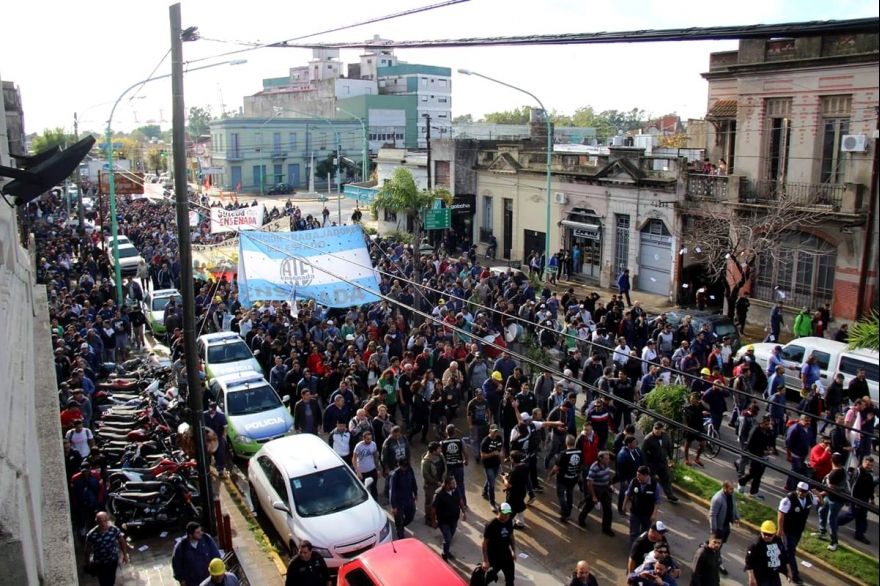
221, 476, 288, 578
672, 482, 862, 585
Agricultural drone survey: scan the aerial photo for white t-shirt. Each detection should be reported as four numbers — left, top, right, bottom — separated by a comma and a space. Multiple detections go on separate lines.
66, 428, 94, 458
353, 440, 378, 473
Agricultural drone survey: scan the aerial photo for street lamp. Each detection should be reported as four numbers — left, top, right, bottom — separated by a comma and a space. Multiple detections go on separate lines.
259, 111, 283, 195
457, 68, 553, 270
336, 106, 369, 182
105, 58, 245, 305
273, 106, 343, 224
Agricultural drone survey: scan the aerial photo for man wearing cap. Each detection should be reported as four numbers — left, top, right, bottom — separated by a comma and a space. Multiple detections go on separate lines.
745, 521, 791, 586
388, 458, 418, 539
628, 521, 670, 574
777, 481, 817, 585
642, 422, 679, 503
623, 465, 662, 546
199, 558, 240, 586
482, 503, 517, 585
701, 380, 730, 434
284, 540, 330, 586
204, 402, 228, 475
72, 387, 94, 428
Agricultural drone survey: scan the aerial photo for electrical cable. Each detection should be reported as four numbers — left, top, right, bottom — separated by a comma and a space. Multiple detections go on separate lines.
129, 50, 172, 104
237, 228, 879, 513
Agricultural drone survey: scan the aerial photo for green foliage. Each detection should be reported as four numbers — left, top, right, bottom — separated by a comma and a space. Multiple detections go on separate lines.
136, 124, 163, 140
315, 153, 355, 180
362, 226, 378, 236
483, 106, 532, 125
847, 311, 879, 351
31, 127, 76, 153
636, 382, 690, 436
452, 113, 474, 124
385, 230, 412, 244
671, 464, 879, 586
187, 106, 213, 137
146, 147, 165, 174
370, 167, 451, 223
478, 105, 650, 139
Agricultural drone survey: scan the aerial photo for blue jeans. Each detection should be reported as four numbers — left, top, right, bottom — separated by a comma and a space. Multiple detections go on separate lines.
818, 499, 845, 545
213, 435, 226, 473
483, 465, 500, 505
784, 533, 802, 581
393, 501, 415, 539
556, 482, 575, 518
838, 504, 869, 539
449, 466, 466, 506
787, 456, 806, 491
629, 514, 652, 546
439, 520, 458, 557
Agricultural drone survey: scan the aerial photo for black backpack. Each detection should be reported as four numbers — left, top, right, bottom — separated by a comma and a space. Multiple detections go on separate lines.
470, 565, 497, 586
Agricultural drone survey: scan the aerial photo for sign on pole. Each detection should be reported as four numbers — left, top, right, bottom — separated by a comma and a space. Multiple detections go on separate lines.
99, 172, 145, 195
424, 208, 451, 230
210, 205, 265, 233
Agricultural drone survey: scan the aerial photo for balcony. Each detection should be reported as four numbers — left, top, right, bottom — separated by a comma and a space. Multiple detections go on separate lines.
226, 150, 244, 161
739, 179, 846, 210
270, 150, 287, 159
686, 173, 730, 200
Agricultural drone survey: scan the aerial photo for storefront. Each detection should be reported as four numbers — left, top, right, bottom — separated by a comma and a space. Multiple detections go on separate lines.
561, 208, 602, 283
451, 194, 475, 248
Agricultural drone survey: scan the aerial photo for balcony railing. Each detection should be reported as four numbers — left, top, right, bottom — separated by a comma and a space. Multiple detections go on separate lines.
686, 173, 729, 200
270, 150, 287, 159
226, 150, 243, 161
740, 179, 844, 209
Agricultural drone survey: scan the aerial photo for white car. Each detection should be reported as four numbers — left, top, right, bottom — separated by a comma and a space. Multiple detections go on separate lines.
107, 242, 144, 276
247, 434, 392, 567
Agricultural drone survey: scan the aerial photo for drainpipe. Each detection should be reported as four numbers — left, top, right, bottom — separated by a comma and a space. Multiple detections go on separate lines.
855, 107, 879, 318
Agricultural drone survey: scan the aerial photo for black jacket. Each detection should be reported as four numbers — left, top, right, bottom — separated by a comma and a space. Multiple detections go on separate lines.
690, 542, 721, 586
642, 432, 672, 467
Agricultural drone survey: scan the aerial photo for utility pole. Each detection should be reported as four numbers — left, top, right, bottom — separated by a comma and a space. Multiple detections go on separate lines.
424, 114, 432, 189
170, 2, 216, 534
336, 132, 342, 224
73, 113, 85, 233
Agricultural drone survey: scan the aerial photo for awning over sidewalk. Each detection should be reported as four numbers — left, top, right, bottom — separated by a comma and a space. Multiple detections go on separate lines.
707, 99, 737, 119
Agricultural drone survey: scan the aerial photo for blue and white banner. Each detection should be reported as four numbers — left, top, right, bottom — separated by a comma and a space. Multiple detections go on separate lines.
238, 226, 381, 308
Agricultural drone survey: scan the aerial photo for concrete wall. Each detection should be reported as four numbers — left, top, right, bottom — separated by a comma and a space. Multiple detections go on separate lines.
0, 74, 77, 586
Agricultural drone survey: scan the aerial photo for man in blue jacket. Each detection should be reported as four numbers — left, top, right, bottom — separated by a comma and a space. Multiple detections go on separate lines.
617, 268, 632, 307
389, 458, 418, 539
172, 522, 222, 586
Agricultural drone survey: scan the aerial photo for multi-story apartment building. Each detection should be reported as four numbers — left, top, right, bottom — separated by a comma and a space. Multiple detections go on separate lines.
688, 32, 878, 322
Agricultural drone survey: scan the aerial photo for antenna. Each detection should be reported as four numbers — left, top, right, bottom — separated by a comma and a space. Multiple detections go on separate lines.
218, 83, 227, 118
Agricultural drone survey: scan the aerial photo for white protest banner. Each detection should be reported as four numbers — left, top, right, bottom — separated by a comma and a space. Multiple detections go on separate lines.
210, 204, 264, 233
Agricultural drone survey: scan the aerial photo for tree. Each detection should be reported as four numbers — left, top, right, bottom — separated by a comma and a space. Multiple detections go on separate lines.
315, 153, 356, 180
659, 132, 689, 148
31, 127, 76, 153
847, 312, 878, 351
483, 106, 532, 125
679, 194, 827, 319
187, 106, 213, 137
452, 113, 473, 124
136, 124, 163, 140
146, 147, 165, 174
370, 167, 451, 322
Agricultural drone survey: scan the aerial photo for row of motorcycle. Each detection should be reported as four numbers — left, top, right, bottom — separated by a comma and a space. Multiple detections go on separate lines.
91, 357, 204, 530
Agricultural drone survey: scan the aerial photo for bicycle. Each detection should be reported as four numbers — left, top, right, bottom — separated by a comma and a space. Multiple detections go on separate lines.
703, 417, 721, 459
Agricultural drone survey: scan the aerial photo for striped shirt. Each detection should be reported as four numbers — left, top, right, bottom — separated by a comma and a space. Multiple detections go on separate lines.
587, 462, 612, 489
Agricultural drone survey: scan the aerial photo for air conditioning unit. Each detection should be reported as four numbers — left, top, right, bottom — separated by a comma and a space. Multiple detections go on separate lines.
554, 192, 568, 204
840, 134, 868, 152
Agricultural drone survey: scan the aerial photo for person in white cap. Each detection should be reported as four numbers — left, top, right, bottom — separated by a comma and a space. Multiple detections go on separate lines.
481, 502, 517, 585
777, 481, 818, 585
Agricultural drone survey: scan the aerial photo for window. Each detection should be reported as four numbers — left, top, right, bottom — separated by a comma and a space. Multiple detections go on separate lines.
754, 231, 837, 309
273, 132, 281, 150
480, 196, 493, 242
839, 356, 879, 383
438, 97, 448, 103
288, 132, 297, 150
367, 59, 372, 64
782, 345, 805, 363
820, 96, 851, 184
439, 79, 448, 88
420, 95, 428, 102
258, 457, 289, 508
342, 568, 377, 586
254, 132, 262, 150
614, 214, 630, 275
421, 77, 427, 86
230, 133, 240, 158
438, 113, 447, 119
764, 98, 791, 182
383, 209, 397, 222
342, 86, 350, 95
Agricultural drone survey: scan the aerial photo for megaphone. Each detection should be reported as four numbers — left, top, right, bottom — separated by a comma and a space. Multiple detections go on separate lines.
0, 136, 96, 206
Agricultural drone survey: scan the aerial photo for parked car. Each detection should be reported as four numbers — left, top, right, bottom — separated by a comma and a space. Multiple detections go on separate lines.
197, 331, 263, 381
206, 370, 293, 458
336, 538, 468, 586
267, 183, 296, 195
107, 242, 144, 277
143, 288, 182, 337
663, 310, 741, 352
247, 434, 392, 567
735, 336, 879, 402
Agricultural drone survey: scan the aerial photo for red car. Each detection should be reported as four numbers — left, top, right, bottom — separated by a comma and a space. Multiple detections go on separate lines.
336, 538, 468, 586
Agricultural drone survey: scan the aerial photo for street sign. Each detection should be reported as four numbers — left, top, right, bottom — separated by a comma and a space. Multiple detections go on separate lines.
98, 171, 145, 195
424, 208, 451, 230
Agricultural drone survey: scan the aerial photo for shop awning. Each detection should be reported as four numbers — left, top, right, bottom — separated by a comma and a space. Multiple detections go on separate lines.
561, 220, 600, 232
707, 99, 737, 119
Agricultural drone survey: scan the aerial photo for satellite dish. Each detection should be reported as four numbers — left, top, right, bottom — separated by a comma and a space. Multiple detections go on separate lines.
0, 136, 97, 206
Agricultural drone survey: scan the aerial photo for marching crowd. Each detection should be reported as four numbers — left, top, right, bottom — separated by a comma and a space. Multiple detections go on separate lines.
25, 186, 876, 586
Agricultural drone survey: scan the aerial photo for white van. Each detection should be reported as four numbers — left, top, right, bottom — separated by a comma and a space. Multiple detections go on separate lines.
737, 336, 878, 402
107, 242, 144, 277
247, 434, 392, 567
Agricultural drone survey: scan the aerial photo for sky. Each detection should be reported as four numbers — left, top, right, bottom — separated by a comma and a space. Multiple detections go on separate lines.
2, 0, 877, 136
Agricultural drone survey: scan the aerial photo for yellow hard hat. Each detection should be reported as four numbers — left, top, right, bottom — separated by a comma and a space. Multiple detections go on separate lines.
746, 344, 755, 351
209, 558, 226, 576
760, 520, 777, 534
700, 368, 711, 375
492, 371, 503, 381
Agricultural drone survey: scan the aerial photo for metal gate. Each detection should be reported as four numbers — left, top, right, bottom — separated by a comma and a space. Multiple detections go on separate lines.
638, 220, 672, 296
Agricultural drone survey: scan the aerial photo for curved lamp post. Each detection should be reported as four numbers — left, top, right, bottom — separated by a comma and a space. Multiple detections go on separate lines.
457, 69, 553, 268
105, 59, 245, 304
336, 106, 369, 182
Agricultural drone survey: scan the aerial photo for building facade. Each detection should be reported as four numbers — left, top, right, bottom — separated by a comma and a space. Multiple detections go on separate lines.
209, 117, 362, 192
691, 32, 879, 321
375, 64, 452, 147
474, 136, 685, 296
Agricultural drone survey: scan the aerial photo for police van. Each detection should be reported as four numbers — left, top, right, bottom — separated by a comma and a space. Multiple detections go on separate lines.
207, 370, 294, 458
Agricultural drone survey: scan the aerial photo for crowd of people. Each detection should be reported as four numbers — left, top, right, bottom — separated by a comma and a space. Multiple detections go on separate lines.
27, 184, 876, 586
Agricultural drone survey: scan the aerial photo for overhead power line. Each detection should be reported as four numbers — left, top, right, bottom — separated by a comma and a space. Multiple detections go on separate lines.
264, 17, 879, 49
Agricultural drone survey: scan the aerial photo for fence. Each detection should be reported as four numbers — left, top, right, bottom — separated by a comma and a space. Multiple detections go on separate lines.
740, 179, 844, 208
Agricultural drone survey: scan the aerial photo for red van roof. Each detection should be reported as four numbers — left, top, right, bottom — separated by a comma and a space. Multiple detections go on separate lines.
337, 538, 468, 586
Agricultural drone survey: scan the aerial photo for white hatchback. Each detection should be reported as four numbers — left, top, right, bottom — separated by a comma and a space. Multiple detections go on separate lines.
247, 434, 392, 568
